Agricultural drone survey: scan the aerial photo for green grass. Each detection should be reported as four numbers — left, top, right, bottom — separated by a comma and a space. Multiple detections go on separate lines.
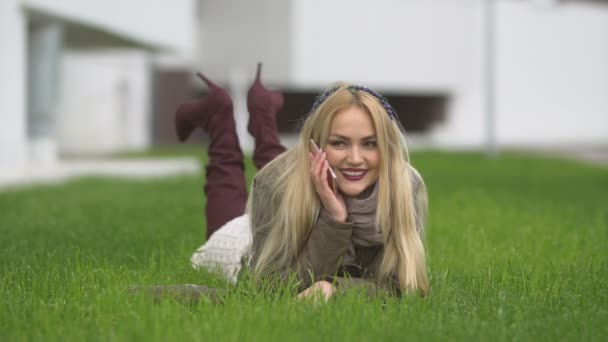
1, 150, 606, 341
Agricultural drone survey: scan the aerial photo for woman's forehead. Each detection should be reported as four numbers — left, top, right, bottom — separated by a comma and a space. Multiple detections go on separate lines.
329, 106, 376, 137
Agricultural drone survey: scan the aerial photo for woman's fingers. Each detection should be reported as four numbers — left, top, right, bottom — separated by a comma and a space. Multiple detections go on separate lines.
309, 151, 321, 174
320, 158, 329, 189
315, 153, 332, 194
309, 152, 316, 174
309, 151, 347, 222
309, 152, 323, 186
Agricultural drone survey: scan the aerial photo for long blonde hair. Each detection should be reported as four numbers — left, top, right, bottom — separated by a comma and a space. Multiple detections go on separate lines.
248, 83, 429, 296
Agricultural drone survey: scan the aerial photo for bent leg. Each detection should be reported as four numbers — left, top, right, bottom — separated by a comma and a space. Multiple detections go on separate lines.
250, 119, 286, 170
174, 74, 247, 238
204, 120, 247, 238
247, 63, 286, 170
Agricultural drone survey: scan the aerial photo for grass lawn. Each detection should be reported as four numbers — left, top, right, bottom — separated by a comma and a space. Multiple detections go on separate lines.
1, 150, 606, 341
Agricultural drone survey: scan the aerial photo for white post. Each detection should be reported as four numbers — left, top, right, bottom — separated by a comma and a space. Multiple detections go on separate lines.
483, 0, 498, 157
0, 0, 27, 177
27, 19, 64, 165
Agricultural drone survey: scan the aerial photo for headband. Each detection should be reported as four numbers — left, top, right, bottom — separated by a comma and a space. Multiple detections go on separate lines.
309, 84, 398, 120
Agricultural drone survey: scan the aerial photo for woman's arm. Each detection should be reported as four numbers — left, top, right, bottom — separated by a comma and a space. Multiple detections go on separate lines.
294, 209, 353, 288
249, 174, 353, 292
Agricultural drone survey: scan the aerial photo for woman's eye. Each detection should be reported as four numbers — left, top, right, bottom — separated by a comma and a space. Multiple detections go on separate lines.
329, 140, 346, 147
364, 140, 377, 148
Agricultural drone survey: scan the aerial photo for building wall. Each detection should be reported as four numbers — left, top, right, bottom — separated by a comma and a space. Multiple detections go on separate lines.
496, 1, 608, 145
195, 0, 293, 150
0, 0, 27, 174
292, 0, 484, 147
291, 0, 608, 147
57, 50, 151, 155
197, 0, 292, 84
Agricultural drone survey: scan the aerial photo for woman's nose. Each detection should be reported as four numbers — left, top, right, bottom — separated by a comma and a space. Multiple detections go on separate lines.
348, 146, 363, 164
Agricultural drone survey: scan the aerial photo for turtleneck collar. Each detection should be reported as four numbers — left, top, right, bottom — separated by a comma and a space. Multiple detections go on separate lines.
342, 181, 384, 265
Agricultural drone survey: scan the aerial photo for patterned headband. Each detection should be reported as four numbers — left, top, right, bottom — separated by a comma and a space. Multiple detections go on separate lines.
309, 84, 398, 120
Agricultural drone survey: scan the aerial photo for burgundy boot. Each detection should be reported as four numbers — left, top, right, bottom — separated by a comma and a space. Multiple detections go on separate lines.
175, 73, 233, 142
174, 73, 248, 238
247, 63, 287, 170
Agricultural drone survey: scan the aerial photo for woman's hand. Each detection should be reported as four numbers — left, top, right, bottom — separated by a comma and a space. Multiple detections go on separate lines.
310, 151, 347, 223
296, 280, 335, 302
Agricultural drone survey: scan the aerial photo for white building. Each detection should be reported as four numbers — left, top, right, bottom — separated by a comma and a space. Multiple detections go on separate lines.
0, 0, 196, 180
2, 0, 607, 184
198, 0, 608, 150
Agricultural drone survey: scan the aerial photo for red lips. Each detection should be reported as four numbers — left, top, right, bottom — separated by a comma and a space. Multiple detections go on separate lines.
340, 168, 367, 181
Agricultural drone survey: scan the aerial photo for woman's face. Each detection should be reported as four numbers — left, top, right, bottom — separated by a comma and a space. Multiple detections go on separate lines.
324, 106, 380, 197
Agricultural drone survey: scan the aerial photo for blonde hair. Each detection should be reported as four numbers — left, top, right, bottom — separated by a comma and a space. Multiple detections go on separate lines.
248, 83, 429, 296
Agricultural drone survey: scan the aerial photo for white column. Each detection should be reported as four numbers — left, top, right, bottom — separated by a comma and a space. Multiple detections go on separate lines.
27, 19, 64, 165
0, 0, 27, 176
483, 0, 498, 157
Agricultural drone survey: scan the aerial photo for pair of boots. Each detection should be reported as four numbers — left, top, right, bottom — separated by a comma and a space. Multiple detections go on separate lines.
174, 63, 285, 238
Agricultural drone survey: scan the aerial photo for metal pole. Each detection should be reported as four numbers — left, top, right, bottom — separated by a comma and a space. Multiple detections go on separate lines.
484, 0, 497, 158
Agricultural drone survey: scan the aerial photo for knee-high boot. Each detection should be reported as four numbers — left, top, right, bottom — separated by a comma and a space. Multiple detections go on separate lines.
174, 73, 247, 238
247, 63, 287, 170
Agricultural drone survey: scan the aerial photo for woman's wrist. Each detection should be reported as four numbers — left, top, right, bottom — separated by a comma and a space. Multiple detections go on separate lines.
333, 213, 347, 223
319, 208, 350, 227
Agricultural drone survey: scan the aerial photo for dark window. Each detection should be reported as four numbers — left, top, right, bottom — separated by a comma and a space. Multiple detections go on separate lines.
277, 89, 448, 134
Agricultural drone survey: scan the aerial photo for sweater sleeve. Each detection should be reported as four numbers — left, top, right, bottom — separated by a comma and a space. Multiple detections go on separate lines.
330, 246, 402, 298
332, 277, 400, 298
248, 174, 353, 291
295, 209, 353, 288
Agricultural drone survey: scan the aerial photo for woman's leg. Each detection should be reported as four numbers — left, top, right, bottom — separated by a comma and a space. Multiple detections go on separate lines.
247, 63, 286, 169
175, 74, 247, 238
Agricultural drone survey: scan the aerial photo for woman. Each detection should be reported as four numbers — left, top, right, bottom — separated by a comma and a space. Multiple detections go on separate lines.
177, 64, 428, 300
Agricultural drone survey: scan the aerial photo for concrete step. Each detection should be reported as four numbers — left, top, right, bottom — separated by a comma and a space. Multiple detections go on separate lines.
0, 157, 200, 191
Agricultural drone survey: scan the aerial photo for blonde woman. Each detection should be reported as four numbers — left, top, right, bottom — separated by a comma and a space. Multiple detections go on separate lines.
176, 64, 428, 301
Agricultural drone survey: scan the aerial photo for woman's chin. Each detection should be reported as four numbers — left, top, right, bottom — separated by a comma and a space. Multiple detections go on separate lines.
338, 184, 367, 197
